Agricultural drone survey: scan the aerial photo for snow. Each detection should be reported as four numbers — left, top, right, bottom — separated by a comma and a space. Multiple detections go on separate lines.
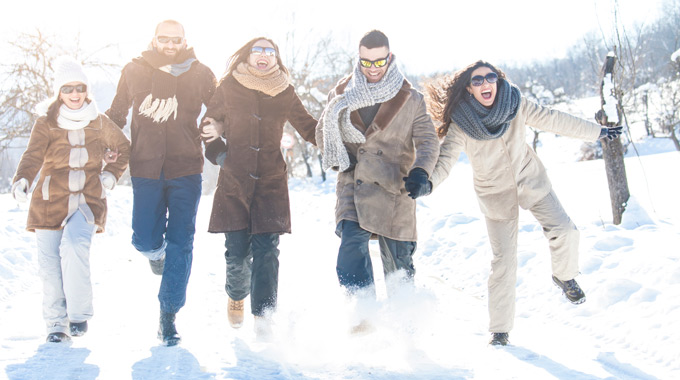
1, 139, 679, 379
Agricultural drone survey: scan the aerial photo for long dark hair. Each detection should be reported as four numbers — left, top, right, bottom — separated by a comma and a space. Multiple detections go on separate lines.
426, 60, 508, 138
222, 37, 288, 81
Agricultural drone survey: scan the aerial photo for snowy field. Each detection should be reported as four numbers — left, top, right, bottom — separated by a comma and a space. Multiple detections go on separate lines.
1, 135, 679, 379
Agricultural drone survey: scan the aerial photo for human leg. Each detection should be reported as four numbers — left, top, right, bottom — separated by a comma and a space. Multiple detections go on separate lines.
59, 210, 97, 328
35, 228, 69, 335
485, 216, 519, 334
130, 176, 168, 261
377, 236, 416, 280
158, 174, 201, 314
224, 229, 251, 328
336, 220, 374, 292
530, 190, 580, 281
250, 233, 280, 317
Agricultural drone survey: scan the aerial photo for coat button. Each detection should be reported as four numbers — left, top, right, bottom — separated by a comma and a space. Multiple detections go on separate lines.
359, 148, 365, 154
356, 179, 363, 185
377, 150, 383, 155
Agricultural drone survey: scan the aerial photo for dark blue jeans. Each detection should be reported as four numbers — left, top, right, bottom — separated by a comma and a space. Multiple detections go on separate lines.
224, 229, 280, 317
131, 172, 202, 314
336, 220, 416, 293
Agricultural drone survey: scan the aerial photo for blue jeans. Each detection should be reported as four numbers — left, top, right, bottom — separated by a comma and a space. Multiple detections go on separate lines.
131, 172, 202, 314
335, 220, 416, 293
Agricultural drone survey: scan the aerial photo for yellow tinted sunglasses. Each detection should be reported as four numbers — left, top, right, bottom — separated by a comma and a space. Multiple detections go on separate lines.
359, 55, 390, 68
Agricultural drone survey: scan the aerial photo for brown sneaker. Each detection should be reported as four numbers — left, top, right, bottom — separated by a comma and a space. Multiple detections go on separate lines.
228, 298, 244, 328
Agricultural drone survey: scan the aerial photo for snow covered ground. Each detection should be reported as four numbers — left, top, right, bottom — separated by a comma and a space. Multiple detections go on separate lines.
1, 135, 679, 379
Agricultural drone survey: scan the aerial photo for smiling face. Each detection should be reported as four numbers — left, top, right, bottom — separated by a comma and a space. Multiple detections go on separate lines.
59, 81, 87, 110
247, 39, 276, 71
359, 45, 390, 83
152, 22, 186, 58
467, 66, 497, 108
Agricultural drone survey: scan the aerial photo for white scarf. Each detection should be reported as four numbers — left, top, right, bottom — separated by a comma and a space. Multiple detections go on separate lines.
321, 55, 405, 171
57, 100, 99, 130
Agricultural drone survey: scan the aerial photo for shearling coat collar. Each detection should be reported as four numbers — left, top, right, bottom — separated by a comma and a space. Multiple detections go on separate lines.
335, 75, 412, 138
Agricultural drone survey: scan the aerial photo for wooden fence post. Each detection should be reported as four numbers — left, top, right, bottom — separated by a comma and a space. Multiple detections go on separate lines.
594, 51, 630, 225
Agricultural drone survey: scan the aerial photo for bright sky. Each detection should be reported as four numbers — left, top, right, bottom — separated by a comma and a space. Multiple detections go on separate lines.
0, 0, 665, 77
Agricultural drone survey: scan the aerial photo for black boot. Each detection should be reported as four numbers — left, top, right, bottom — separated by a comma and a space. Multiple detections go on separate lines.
69, 321, 88, 337
552, 275, 586, 304
489, 332, 509, 346
158, 311, 181, 346
46, 332, 71, 343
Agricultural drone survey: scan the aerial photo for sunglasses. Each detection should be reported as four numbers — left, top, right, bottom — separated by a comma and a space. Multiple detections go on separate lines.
470, 72, 499, 87
359, 55, 389, 68
251, 46, 276, 57
156, 36, 184, 44
60, 84, 87, 94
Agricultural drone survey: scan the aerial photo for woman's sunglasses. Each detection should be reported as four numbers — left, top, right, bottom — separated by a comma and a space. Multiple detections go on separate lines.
251, 46, 276, 57
60, 84, 87, 94
470, 72, 499, 87
359, 55, 389, 68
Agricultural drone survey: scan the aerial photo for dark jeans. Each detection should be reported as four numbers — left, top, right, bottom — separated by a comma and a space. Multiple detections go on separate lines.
336, 220, 416, 293
224, 229, 280, 317
131, 172, 202, 314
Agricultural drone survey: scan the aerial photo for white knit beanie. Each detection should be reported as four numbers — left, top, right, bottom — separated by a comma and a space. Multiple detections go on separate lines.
52, 56, 89, 96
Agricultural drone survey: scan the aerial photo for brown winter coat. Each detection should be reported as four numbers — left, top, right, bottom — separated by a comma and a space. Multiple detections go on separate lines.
203, 76, 317, 234
13, 114, 130, 232
105, 55, 216, 180
316, 77, 440, 241
431, 97, 602, 220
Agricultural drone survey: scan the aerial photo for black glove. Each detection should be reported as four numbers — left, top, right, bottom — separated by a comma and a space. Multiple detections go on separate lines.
599, 126, 623, 141
403, 168, 432, 199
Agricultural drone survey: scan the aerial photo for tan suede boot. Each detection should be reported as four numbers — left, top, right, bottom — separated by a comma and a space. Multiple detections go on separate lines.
228, 298, 244, 328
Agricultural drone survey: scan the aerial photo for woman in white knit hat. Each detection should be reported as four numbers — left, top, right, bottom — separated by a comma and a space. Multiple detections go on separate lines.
11, 56, 130, 343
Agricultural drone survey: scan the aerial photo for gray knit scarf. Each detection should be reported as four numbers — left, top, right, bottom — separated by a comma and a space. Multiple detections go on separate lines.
321, 55, 405, 171
451, 79, 521, 140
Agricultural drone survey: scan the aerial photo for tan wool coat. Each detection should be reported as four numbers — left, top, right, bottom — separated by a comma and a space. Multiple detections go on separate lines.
316, 77, 440, 241
13, 114, 131, 232
431, 97, 602, 220
203, 76, 317, 234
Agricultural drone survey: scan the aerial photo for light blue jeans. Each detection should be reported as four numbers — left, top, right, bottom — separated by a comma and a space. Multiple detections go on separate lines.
35, 210, 97, 334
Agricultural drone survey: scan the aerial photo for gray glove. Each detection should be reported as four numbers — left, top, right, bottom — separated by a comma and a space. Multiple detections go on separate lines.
12, 178, 28, 202
599, 126, 623, 141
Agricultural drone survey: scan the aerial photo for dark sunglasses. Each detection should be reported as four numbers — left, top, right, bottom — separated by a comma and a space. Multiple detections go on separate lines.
60, 84, 87, 94
251, 46, 276, 57
470, 72, 499, 87
156, 36, 184, 44
359, 55, 389, 68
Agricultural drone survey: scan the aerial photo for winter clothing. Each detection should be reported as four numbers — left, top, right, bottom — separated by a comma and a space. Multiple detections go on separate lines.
453, 80, 522, 140
106, 47, 216, 180
552, 275, 586, 304
431, 94, 601, 333
232, 62, 290, 97
224, 230, 280, 317
36, 210, 97, 335
158, 310, 181, 346
336, 220, 416, 292
403, 168, 431, 199
203, 75, 317, 234
316, 67, 438, 294
131, 173, 202, 314
203, 65, 316, 319
320, 56, 406, 171
12, 58, 130, 341
11, 178, 28, 202
107, 46, 215, 320
13, 113, 130, 233
316, 75, 440, 242
52, 56, 89, 96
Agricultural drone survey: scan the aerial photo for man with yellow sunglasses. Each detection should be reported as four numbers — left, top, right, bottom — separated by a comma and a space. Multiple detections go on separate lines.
316, 30, 439, 332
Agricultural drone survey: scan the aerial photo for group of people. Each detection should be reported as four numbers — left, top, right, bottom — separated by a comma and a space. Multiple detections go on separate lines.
11, 20, 621, 347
